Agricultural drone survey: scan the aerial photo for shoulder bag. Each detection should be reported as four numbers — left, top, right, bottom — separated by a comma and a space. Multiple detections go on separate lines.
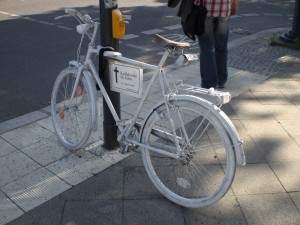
181, 0, 207, 41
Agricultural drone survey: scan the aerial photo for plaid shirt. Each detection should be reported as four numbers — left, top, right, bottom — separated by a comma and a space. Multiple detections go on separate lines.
194, 0, 232, 17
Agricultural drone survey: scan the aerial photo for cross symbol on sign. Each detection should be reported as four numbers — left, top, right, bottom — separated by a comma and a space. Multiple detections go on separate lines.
114, 67, 119, 83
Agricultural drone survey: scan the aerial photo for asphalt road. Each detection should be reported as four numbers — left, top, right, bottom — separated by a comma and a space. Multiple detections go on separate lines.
0, 0, 296, 123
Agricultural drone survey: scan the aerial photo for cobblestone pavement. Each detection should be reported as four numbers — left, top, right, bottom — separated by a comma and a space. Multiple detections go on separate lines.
228, 30, 300, 76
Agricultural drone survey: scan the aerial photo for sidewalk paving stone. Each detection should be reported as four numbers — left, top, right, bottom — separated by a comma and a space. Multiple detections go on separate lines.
1, 168, 71, 212
0, 137, 17, 158
252, 91, 293, 105
35, 116, 55, 133
1, 123, 54, 149
97, 148, 132, 164
45, 152, 111, 186
254, 137, 300, 162
229, 99, 273, 120
60, 164, 124, 200
124, 166, 162, 200
0, 111, 48, 135
277, 119, 300, 139
248, 80, 281, 92
290, 192, 300, 211
119, 150, 145, 167
182, 195, 247, 225
238, 193, 300, 225
20, 135, 69, 166
124, 199, 184, 225
282, 91, 300, 105
294, 137, 300, 147
6, 196, 65, 225
61, 199, 123, 225
0, 151, 40, 187
240, 119, 290, 139
0, 191, 23, 225
263, 104, 300, 120
269, 161, 300, 192
267, 79, 300, 91
224, 68, 266, 97
231, 163, 285, 195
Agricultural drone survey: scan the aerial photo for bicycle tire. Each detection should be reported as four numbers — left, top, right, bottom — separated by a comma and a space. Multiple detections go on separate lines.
141, 95, 236, 208
51, 67, 94, 150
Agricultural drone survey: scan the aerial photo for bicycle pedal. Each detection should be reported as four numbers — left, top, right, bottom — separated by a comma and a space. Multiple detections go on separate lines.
119, 145, 129, 154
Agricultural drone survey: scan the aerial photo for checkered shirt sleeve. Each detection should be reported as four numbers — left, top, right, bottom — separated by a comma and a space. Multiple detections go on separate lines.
194, 0, 232, 17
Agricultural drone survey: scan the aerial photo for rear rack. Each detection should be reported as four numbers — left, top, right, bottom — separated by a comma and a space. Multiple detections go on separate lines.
174, 83, 231, 107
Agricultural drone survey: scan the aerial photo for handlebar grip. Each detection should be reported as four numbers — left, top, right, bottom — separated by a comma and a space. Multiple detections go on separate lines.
65, 8, 75, 15
83, 14, 92, 23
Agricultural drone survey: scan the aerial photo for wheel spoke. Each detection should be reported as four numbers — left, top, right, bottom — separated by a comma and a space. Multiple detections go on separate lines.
141, 97, 236, 207
51, 69, 93, 150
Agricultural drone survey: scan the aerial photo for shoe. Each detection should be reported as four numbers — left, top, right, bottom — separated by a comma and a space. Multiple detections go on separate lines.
196, 83, 217, 89
217, 83, 225, 89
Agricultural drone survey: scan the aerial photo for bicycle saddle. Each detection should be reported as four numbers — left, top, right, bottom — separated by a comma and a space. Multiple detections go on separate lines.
151, 34, 191, 50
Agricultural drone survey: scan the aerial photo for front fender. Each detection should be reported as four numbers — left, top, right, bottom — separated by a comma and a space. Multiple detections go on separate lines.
82, 70, 98, 131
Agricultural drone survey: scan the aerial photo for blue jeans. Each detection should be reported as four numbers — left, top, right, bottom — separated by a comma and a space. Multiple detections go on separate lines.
198, 16, 229, 88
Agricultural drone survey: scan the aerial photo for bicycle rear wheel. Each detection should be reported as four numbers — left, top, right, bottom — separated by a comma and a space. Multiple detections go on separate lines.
51, 68, 94, 150
141, 96, 236, 208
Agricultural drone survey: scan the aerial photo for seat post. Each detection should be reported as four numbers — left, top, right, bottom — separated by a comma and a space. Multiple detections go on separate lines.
157, 50, 170, 69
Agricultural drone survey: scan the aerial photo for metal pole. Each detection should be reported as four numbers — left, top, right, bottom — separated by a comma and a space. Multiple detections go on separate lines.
100, 0, 120, 149
280, 0, 300, 42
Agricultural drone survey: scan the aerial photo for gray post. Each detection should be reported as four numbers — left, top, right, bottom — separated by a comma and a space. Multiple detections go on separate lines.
280, 0, 300, 42
99, 0, 120, 149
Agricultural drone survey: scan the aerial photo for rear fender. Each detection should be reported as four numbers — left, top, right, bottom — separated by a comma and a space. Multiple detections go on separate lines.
140, 95, 246, 166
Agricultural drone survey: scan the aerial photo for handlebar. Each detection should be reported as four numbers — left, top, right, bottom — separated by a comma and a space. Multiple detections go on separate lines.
54, 8, 130, 38
65, 8, 84, 23
55, 8, 131, 26
54, 8, 94, 25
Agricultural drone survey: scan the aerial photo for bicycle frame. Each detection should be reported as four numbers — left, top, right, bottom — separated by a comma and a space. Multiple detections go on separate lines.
52, 10, 247, 208
67, 22, 182, 158
65, 18, 245, 165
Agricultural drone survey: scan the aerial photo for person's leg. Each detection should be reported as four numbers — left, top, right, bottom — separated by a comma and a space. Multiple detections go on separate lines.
198, 17, 218, 88
214, 16, 229, 87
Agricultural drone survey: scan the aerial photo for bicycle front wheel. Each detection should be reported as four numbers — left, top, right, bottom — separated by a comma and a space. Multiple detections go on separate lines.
51, 68, 94, 150
141, 96, 236, 208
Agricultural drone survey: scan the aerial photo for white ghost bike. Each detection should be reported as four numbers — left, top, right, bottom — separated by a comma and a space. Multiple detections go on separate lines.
51, 9, 245, 208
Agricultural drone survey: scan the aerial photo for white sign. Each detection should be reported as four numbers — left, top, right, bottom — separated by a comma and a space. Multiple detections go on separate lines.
109, 61, 143, 98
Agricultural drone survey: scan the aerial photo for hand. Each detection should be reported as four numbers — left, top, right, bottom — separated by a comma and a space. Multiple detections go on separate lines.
231, 0, 239, 15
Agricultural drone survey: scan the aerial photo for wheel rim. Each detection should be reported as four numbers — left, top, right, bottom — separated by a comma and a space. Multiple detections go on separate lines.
51, 70, 92, 149
142, 99, 235, 207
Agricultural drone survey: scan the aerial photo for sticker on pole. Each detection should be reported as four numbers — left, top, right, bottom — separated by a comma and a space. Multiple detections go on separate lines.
109, 60, 143, 98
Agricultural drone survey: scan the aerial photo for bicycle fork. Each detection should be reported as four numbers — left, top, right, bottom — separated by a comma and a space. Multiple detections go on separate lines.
69, 61, 84, 103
